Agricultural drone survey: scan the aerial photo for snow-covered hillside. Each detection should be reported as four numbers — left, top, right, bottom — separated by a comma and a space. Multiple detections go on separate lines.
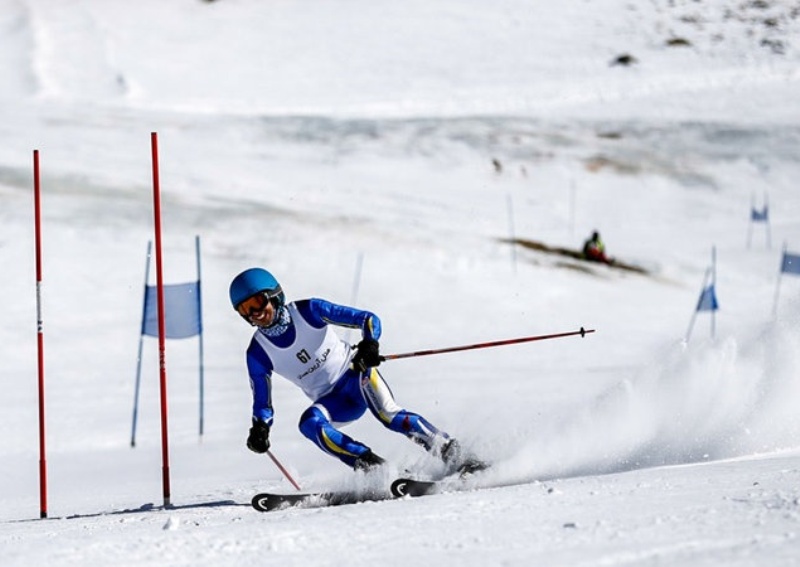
1, 1, 800, 565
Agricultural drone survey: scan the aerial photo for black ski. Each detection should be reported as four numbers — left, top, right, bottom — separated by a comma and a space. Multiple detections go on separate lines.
252, 491, 325, 511
251, 489, 388, 512
253, 459, 491, 510
390, 477, 439, 498
391, 459, 491, 498
253, 479, 440, 510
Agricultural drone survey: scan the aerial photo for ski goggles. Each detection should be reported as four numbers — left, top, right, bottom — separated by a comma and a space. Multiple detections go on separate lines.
236, 292, 272, 318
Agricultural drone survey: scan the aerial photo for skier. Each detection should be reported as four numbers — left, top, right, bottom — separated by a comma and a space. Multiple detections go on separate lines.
229, 267, 481, 473
582, 230, 610, 264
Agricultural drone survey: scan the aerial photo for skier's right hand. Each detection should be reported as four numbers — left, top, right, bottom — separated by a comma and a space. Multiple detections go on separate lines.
247, 419, 271, 453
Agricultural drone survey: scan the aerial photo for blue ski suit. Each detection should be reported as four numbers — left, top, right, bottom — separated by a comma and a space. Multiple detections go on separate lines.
244, 298, 449, 468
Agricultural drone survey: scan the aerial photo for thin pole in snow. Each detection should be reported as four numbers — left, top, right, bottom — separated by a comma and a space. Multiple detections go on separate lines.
765, 193, 772, 249
195, 235, 205, 440
347, 252, 365, 343
350, 251, 364, 307
772, 241, 787, 319
151, 132, 171, 507
685, 267, 711, 343
710, 246, 717, 339
130, 241, 153, 447
33, 149, 48, 519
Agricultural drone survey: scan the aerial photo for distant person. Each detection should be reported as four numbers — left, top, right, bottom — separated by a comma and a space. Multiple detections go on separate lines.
229, 267, 485, 474
582, 231, 609, 264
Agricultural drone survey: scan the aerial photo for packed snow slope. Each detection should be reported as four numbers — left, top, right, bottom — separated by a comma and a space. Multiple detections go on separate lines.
1, 1, 800, 565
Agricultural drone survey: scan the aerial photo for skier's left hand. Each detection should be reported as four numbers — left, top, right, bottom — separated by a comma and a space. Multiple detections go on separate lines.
352, 338, 382, 372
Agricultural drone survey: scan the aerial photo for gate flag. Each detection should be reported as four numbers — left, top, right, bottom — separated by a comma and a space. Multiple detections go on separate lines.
747, 193, 771, 249
751, 206, 768, 222
773, 243, 800, 317
781, 250, 800, 275
686, 247, 719, 342
696, 284, 719, 312
131, 236, 205, 447
142, 282, 201, 339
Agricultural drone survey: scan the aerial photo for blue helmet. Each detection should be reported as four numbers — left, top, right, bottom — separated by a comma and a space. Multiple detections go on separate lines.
229, 268, 284, 311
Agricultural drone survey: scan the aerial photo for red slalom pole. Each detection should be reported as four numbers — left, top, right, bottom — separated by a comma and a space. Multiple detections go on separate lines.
33, 149, 48, 519
151, 132, 171, 507
382, 327, 595, 361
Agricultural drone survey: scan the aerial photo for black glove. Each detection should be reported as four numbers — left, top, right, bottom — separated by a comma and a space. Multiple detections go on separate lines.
247, 419, 270, 453
352, 338, 382, 373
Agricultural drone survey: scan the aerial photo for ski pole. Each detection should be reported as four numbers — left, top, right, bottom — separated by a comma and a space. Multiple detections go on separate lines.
267, 449, 302, 491
381, 327, 595, 361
